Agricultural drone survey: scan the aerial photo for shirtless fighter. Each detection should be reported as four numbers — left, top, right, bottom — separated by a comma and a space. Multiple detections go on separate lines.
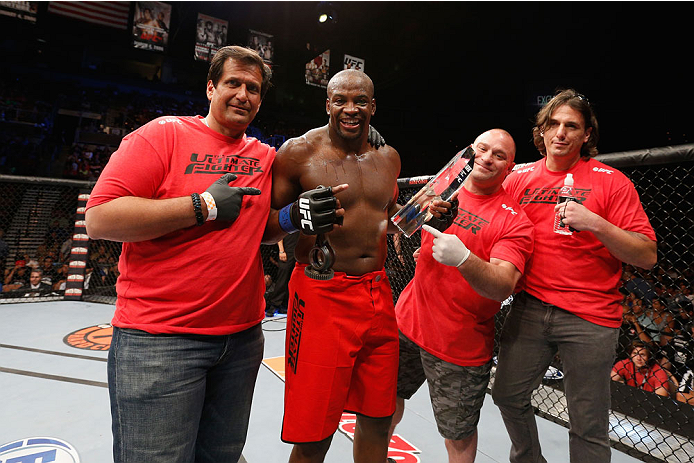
264, 69, 455, 463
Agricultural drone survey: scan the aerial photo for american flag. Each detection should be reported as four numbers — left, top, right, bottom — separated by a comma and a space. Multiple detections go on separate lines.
48, 1, 130, 30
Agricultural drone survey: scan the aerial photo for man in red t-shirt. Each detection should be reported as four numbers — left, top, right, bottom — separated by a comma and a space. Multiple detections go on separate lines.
492, 89, 657, 463
612, 341, 669, 397
86, 46, 274, 463
388, 129, 534, 463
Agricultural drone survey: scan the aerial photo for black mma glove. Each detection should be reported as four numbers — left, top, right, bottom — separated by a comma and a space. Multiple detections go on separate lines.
278, 185, 343, 235
424, 198, 458, 232
203, 173, 261, 222
368, 125, 386, 149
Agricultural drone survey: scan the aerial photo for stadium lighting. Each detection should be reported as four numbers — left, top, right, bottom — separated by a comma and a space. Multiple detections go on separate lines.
316, 2, 337, 25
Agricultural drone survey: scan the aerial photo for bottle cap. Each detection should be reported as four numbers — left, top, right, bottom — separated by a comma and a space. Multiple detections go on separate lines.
565, 173, 574, 186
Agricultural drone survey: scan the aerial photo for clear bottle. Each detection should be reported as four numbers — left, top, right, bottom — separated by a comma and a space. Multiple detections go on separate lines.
553, 173, 576, 235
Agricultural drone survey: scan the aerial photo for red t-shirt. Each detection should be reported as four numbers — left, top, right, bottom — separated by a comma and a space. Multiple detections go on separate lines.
86, 116, 275, 335
612, 358, 669, 392
396, 186, 534, 366
503, 158, 656, 328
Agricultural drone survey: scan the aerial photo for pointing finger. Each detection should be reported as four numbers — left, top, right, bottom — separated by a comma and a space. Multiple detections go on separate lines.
238, 187, 261, 196
331, 183, 349, 195
422, 224, 443, 238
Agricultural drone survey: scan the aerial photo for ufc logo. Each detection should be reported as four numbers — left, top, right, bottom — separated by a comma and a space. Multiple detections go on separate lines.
299, 198, 313, 231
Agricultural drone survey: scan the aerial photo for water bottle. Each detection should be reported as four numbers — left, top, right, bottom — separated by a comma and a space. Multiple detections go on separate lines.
553, 173, 576, 235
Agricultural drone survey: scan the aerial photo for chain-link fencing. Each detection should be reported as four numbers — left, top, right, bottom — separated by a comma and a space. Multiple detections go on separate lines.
1, 143, 693, 461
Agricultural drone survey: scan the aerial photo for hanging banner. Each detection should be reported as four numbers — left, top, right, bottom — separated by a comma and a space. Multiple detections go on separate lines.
248, 29, 274, 65
195, 13, 228, 62
132, 1, 171, 52
0, 1, 38, 23
47, 1, 129, 29
343, 54, 365, 72
305, 49, 330, 88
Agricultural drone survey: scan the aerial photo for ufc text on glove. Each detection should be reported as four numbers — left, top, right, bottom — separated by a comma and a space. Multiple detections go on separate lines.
278, 185, 345, 235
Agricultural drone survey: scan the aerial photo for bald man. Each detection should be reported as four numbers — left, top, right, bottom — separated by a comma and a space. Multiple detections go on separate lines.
264, 69, 455, 462
389, 129, 535, 463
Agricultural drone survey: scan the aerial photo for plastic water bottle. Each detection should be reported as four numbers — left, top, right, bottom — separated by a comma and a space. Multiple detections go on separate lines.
553, 173, 576, 235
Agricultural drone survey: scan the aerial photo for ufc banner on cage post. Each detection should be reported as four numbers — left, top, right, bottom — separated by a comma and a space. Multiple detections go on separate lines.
64, 191, 91, 301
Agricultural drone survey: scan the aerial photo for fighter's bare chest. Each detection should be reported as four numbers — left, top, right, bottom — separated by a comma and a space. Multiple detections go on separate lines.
300, 153, 397, 207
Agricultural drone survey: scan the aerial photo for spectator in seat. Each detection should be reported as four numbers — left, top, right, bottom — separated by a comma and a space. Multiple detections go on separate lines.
19, 269, 53, 297
4, 260, 29, 292
611, 341, 670, 397
660, 322, 694, 387
40, 256, 59, 286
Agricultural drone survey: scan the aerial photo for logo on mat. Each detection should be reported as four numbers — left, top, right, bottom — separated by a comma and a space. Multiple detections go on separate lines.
0, 437, 80, 462
287, 292, 305, 375
63, 324, 112, 351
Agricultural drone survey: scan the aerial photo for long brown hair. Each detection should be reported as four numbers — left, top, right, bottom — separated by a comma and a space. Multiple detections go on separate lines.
532, 89, 599, 158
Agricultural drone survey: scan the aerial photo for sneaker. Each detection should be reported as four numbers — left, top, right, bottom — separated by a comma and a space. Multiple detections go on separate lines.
387, 459, 396, 463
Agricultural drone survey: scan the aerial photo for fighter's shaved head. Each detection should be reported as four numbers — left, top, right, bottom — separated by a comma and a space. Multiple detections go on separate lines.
327, 69, 374, 99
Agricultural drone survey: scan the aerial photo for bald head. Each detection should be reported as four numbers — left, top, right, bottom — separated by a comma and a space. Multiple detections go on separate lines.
466, 128, 517, 195
474, 129, 516, 164
327, 69, 374, 99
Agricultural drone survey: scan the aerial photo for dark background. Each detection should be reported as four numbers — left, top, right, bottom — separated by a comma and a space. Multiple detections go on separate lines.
2, 1, 690, 177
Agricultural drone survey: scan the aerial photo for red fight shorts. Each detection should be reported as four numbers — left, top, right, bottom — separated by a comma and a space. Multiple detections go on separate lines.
281, 263, 399, 443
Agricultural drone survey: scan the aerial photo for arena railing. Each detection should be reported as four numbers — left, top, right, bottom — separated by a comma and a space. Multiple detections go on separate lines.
2, 143, 693, 462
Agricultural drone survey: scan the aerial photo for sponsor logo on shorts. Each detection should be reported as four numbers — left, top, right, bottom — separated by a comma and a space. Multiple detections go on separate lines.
63, 324, 113, 351
0, 437, 81, 462
452, 208, 490, 235
184, 152, 264, 176
287, 292, 305, 375
518, 187, 590, 205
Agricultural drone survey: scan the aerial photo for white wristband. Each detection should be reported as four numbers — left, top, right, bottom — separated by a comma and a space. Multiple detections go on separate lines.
200, 191, 217, 221
456, 248, 471, 267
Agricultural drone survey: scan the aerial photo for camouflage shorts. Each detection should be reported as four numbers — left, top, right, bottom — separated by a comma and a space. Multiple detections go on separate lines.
396, 332, 492, 440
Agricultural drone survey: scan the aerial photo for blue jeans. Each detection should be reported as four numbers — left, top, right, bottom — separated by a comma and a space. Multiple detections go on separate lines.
108, 324, 264, 463
491, 292, 619, 463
